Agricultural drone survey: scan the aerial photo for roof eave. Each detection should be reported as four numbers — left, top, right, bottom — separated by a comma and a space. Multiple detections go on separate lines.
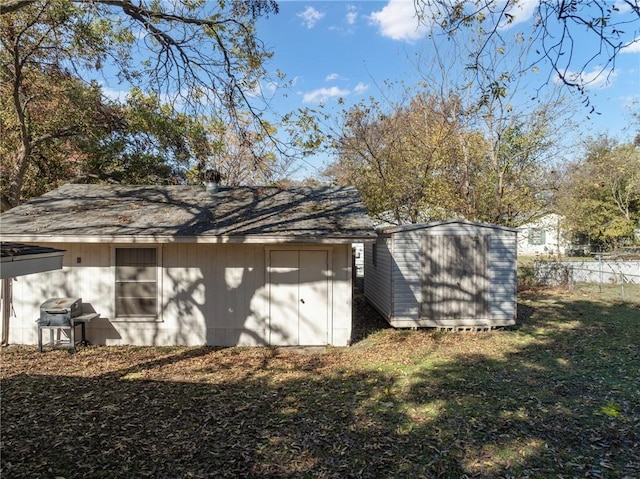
0, 244, 65, 279
0, 233, 378, 245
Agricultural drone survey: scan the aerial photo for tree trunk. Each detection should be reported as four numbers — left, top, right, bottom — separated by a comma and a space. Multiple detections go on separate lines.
7, 146, 30, 208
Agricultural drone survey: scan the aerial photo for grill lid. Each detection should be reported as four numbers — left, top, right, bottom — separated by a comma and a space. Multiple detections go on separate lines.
40, 297, 82, 316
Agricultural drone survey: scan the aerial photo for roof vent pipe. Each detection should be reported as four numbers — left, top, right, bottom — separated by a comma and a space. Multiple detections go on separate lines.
204, 169, 221, 192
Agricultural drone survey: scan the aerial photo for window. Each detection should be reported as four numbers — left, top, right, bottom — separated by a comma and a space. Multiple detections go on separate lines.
115, 247, 158, 318
528, 228, 546, 246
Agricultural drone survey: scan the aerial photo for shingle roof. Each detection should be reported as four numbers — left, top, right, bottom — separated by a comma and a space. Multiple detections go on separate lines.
0, 184, 376, 243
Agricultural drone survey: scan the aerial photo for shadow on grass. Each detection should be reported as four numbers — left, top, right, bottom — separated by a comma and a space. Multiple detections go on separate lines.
1, 291, 639, 478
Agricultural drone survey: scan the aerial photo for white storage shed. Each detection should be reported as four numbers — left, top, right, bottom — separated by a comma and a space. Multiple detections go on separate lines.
364, 220, 517, 329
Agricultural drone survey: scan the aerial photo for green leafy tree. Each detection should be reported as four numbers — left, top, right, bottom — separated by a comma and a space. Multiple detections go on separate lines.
417, 29, 565, 227
557, 137, 640, 248
325, 92, 465, 224
325, 32, 563, 227
80, 88, 212, 186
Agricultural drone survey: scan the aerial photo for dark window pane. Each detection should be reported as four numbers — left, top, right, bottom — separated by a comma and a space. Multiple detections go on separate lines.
116, 298, 157, 317
115, 248, 158, 318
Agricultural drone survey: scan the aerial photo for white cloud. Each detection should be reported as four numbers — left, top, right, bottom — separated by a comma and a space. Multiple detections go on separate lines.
302, 86, 350, 104
621, 37, 640, 54
100, 84, 129, 103
557, 67, 618, 89
346, 5, 358, 25
368, 0, 538, 40
368, 0, 428, 42
325, 73, 340, 81
354, 82, 369, 94
297, 6, 325, 29
265, 81, 278, 94
614, 0, 633, 13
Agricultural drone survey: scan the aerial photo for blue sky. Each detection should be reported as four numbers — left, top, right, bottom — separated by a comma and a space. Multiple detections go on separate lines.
253, 1, 640, 179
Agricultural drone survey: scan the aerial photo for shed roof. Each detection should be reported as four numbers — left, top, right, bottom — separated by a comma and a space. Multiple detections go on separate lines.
377, 219, 517, 235
0, 184, 376, 244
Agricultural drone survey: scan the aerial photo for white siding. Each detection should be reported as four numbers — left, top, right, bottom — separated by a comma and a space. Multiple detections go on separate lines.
363, 238, 393, 320
162, 243, 269, 347
489, 235, 518, 321
517, 214, 568, 256
390, 231, 423, 323
331, 244, 353, 346
9, 242, 353, 347
364, 222, 517, 329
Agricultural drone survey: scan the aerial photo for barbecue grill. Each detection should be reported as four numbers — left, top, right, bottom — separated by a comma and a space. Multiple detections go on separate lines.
37, 297, 97, 352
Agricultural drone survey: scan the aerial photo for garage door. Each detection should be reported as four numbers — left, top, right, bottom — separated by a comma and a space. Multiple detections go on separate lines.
268, 249, 330, 346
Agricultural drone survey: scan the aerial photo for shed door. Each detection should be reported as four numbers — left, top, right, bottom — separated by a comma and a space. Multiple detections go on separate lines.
268, 250, 329, 346
421, 235, 489, 320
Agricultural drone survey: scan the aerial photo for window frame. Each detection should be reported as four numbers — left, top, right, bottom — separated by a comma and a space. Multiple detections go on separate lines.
528, 228, 547, 246
112, 245, 163, 322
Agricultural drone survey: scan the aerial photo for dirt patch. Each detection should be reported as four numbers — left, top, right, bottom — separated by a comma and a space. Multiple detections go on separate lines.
350, 288, 391, 344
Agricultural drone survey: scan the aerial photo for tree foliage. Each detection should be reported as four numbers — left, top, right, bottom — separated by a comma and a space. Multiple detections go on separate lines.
79, 88, 214, 186
1, 0, 278, 114
325, 93, 464, 224
556, 137, 640, 248
325, 86, 558, 227
0, 0, 124, 209
0, 1, 207, 209
325, 28, 564, 227
1, 0, 285, 210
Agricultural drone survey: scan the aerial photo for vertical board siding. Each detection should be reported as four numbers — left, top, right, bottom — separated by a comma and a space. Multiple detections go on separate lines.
10, 243, 113, 345
9, 242, 352, 347
268, 249, 330, 346
330, 244, 351, 346
9, 243, 352, 346
421, 235, 489, 321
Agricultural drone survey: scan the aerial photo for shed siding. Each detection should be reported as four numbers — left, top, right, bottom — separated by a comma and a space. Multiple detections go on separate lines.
9, 242, 352, 347
489, 235, 517, 320
365, 222, 517, 329
421, 235, 489, 322
364, 239, 393, 320
390, 234, 422, 322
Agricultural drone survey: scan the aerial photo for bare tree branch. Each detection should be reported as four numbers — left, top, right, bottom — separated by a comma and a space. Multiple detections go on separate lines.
414, 0, 640, 99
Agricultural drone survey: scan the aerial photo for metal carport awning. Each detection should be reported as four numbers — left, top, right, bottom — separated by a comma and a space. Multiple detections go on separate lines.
1, 243, 66, 346
1, 242, 65, 279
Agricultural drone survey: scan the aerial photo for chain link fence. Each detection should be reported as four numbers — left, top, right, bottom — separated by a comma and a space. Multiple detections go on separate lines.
532, 256, 640, 303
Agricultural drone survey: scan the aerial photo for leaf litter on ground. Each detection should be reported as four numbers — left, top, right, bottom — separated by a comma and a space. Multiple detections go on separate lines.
1, 287, 639, 479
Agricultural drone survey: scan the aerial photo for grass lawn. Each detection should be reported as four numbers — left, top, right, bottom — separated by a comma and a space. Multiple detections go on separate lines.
1, 287, 639, 478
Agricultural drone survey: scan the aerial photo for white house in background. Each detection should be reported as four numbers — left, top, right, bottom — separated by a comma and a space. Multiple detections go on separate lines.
517, 214, 569, 256
0, 184, 376, 347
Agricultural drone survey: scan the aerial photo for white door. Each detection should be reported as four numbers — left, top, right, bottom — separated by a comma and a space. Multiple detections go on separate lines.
269, 250, 329, 346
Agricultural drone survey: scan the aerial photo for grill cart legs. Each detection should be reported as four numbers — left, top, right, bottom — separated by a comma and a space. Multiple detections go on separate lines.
37, 315, 96, 353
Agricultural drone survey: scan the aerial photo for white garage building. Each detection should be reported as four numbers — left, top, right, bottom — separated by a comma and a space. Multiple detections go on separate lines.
0, 184, 376, 347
